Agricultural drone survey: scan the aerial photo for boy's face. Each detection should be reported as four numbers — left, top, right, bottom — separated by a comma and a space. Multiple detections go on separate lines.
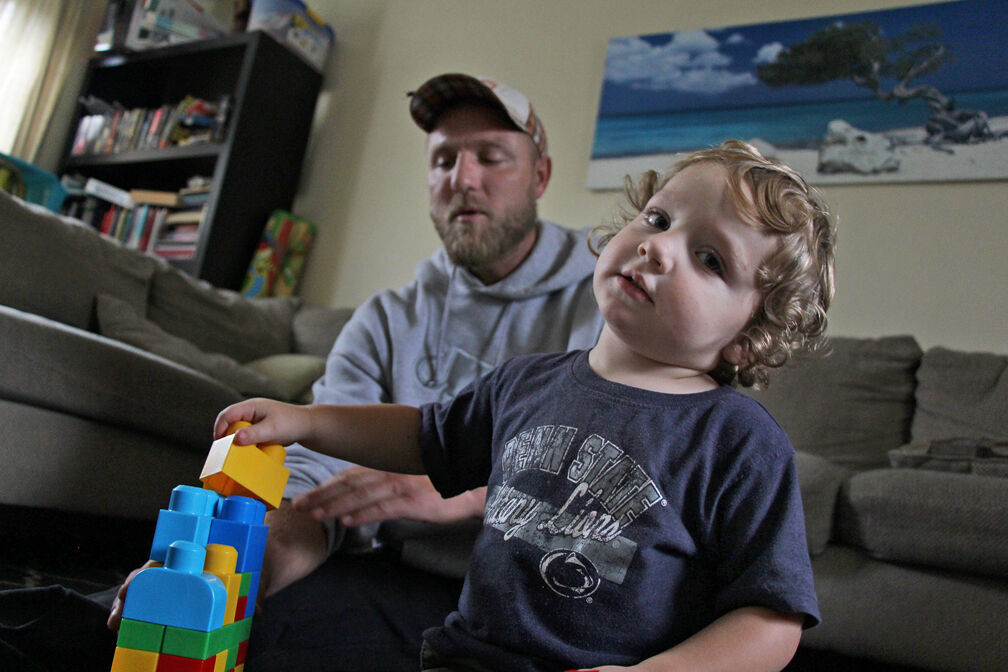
593, 162, 779, 376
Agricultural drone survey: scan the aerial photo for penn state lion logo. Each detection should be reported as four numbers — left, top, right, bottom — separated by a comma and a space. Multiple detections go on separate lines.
539, 550, 601, 600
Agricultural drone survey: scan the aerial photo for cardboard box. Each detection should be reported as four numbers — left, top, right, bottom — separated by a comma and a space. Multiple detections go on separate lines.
247, 0, 333, 72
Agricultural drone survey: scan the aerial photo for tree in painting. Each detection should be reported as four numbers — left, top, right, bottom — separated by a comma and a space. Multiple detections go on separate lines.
756, 21, 1002, 147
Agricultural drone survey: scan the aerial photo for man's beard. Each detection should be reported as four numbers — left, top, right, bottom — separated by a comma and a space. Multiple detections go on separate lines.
433, 195, 538, 271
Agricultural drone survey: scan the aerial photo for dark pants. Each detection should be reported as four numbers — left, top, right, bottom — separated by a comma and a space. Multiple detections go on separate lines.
0, 549, 462, 672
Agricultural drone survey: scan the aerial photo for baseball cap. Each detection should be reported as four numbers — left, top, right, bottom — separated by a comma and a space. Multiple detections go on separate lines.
409, 73, 548, 157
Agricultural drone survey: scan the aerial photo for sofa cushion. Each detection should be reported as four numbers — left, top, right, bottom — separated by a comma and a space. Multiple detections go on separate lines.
245, 353, 326, 403
0, 190, 154, 330
291, 304, 355, 358
911, 346, 1008, 444
147, 262, 300, 363
744, 336, 921, 471
795, 451, 849, 555
96, 293, 288, 399
835, 468, 1008, 578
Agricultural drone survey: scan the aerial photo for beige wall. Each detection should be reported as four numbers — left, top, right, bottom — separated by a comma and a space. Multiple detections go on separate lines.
292, 0, 1008, 354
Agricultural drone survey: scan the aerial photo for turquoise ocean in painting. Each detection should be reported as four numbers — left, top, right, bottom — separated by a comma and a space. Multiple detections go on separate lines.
590, 88, 1008, 159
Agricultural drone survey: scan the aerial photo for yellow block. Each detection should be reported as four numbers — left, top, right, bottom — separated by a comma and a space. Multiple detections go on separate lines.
200, 422, 289, 509
204, 543, 242, 625
110, 646, 158, 672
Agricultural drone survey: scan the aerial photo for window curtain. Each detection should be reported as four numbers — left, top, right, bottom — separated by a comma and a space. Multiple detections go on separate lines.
0, 0, 105, 166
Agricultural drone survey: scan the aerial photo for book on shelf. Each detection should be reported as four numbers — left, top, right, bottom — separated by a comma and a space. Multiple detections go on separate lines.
129, 188, 180, 207
83, 177, 133, 209
62, 174, 209, 259
69, 95, 229, 157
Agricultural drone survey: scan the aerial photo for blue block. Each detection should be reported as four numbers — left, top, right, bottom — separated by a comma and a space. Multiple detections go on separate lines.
208, 496, 268, 573
123, 540, 227, 631
149, 486, 221, 562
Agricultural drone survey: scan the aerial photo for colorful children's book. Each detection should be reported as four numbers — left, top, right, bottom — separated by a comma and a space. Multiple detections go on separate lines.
241, 210, 317, 298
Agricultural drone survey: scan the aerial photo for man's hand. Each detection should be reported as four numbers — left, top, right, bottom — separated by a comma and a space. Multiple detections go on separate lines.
292, 466, 487, 527
107, 560, 158, 631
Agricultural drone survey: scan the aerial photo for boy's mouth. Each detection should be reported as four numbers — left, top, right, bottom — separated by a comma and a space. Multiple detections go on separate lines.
617, 271, 651, 303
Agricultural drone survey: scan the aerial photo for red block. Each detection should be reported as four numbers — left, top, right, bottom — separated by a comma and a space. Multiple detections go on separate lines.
237, 639, 249, 665
235, 595, 248, 622
155, 651, 217, 671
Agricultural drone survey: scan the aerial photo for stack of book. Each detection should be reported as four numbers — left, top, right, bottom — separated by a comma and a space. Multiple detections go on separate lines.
152, 184, 211, 259
61, 176, 211, 260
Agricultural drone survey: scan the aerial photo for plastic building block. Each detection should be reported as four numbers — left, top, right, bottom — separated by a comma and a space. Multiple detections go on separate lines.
241, 570, 261, 620
207, 496, 268, 573
110, 645, 159, 672
123, 541, 227, 632
200, 421, 290, 509
150, 485, 221, 563
116, 618, 166, 652
152, 651, 221, 671
203, 543, 241, 625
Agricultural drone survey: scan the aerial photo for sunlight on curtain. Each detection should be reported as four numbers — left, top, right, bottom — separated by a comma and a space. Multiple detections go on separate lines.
0, 0, 103, 162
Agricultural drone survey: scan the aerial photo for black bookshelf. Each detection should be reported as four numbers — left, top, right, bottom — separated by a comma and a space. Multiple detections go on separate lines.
61, 31, 323, 290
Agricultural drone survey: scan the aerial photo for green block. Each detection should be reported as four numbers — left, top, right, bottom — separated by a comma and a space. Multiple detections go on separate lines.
116, 618, 165, 652
239, 571, 252, 596
162, 624, 225, 659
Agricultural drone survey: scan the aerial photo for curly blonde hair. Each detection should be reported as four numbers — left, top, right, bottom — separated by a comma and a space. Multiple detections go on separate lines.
591, 140, 836, 389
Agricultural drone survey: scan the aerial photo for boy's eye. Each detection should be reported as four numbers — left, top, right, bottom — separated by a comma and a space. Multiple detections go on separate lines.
697, 250, 724, 276
643, 209, 670, 230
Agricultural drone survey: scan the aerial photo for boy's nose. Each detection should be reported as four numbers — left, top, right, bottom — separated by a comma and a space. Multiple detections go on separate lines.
638, 235, 676, 271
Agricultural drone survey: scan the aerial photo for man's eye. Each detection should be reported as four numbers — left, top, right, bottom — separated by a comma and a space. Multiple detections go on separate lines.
697, 250, 724, 276
643, 210, 670, 230
432, 155, 454, 169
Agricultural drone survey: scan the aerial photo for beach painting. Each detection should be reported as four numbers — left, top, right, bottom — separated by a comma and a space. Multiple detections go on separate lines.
587, 0, 1008, 188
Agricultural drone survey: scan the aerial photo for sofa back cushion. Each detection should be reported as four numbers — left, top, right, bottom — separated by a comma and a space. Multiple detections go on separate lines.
146, 262, 300, 363
912, 346, 1008, 443
0, 191, 154, 330
745, 336, 922, 471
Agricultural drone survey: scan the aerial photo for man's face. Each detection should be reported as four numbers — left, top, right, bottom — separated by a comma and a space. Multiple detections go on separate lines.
426, 104, 550, 277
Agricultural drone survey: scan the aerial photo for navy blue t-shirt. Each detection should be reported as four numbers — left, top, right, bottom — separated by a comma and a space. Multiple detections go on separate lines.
419, 350, 819, 672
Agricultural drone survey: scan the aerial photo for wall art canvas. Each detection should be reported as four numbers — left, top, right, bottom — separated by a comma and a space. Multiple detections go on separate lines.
587, 0, 1008, 188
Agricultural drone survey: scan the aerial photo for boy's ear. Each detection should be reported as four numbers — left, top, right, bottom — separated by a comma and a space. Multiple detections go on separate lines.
721, 337, 754, 367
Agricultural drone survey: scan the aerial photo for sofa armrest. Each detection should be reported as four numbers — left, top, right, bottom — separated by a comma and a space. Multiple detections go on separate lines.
291, 304, 355, 358
0, 304, 242, 451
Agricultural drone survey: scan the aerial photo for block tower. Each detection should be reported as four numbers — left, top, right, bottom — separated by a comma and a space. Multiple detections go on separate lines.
110, 421, 289, 672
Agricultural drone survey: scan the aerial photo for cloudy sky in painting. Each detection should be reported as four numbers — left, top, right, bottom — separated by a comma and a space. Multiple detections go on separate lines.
596, 0, 1008, 116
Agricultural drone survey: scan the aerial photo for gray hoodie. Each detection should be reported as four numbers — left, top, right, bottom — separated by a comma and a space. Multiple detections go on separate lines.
284, 220, 604, 566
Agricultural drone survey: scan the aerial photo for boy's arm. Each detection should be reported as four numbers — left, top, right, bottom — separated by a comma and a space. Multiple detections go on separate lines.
578, 607, 803, 672
216, 399, 426, 475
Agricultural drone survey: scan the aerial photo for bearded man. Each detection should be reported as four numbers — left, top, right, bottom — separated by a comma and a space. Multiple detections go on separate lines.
110, 73, 603, 671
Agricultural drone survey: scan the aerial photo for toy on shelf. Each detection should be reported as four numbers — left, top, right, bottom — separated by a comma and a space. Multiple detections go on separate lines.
110, 422, 287, 671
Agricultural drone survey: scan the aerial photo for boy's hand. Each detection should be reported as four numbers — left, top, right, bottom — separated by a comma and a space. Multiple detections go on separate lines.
214, 397, 311, 447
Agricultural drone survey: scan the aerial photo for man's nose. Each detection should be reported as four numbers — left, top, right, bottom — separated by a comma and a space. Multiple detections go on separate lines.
450, 152, 480, 192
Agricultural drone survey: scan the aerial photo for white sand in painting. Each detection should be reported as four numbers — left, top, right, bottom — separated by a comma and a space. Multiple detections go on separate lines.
586, 116, 1008, 189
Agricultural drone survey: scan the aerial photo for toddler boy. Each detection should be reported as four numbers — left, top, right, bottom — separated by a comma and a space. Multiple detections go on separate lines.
215, 140, 835, 672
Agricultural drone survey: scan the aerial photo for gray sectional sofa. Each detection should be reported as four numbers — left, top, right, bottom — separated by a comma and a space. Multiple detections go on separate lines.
0, 190, 351, 520
2, 190, 1006, 671
748, 337, 1008, 672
